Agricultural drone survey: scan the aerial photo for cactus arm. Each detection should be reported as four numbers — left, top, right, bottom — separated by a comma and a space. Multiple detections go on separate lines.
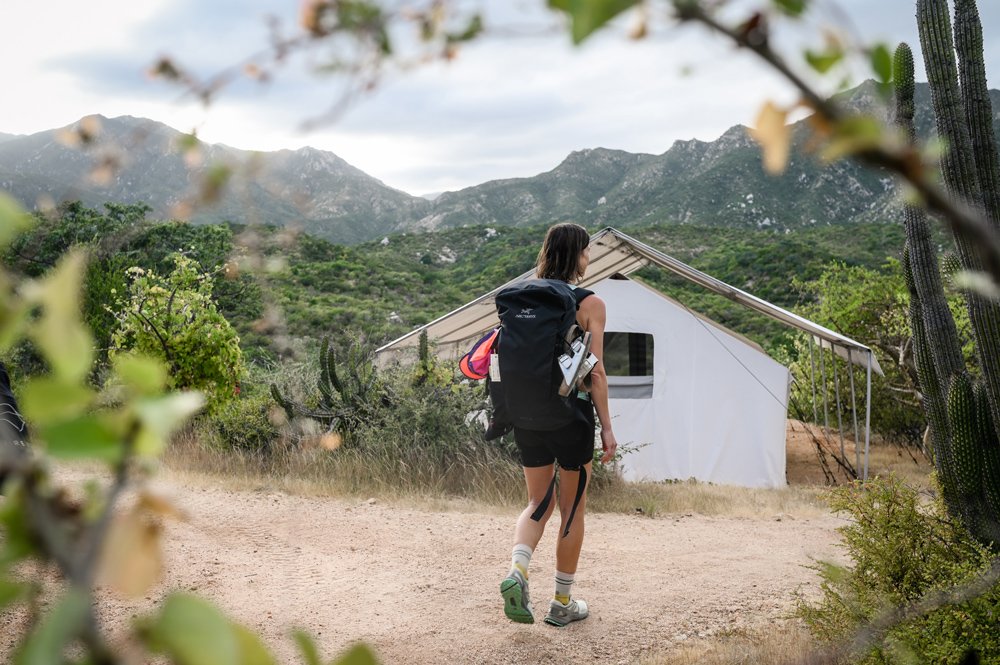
271, 382, 297, 421
972, 381, 1000, 521
954, 0, 1000, 229
947, 374, 1000, 545
318, 339, 336, 408
326, 341, 345, 396
894, 43, 966, 386
904, 246, 961, 513
947, 373, 983, 502
917, 0, 983, 206
895, 44, 963, 518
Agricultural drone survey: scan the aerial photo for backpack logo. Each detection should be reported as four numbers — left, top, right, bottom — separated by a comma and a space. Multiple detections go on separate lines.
516, 307, 536, 319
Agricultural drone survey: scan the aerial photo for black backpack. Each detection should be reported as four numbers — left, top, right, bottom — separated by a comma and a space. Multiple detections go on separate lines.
0, 362, 29, 490
488, 279, 592, 433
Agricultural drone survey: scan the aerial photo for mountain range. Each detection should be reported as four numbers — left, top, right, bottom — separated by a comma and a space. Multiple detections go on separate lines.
1, 82, 997, 244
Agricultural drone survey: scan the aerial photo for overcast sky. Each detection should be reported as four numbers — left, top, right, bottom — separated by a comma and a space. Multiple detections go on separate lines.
3, 1, 999, 196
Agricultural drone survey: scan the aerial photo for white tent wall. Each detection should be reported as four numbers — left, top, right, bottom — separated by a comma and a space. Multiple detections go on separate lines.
376, 227, 879, 484
591, 278, 789, 488
688, 311, 789, 487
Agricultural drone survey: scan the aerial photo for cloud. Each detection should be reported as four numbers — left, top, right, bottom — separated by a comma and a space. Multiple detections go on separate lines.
7, 0, 1000, 195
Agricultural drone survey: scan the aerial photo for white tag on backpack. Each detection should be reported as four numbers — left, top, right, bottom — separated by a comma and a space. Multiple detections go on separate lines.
489, 353, 500, 382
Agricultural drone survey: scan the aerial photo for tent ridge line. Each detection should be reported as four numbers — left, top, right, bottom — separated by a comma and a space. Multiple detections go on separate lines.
605, 228, 881, 369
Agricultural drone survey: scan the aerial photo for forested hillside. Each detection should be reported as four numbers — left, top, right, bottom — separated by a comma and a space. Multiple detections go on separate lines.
2, 202, 910, 365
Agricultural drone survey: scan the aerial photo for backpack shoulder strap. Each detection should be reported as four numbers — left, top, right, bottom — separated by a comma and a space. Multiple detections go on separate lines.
570, 286, 594, 308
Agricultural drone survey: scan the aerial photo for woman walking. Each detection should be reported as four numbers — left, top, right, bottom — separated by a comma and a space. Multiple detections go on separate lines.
500, 222, 618, 627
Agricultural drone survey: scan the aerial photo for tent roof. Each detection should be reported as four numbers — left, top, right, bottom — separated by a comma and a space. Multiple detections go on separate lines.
622, 275, 768, 355
376, 226, 883, 375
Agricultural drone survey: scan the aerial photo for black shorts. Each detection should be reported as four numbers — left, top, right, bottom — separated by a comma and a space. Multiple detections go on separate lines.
513, 396, 595, 469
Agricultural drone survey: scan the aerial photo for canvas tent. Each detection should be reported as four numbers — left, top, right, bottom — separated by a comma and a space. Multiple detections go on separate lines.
376, 227, 884, 487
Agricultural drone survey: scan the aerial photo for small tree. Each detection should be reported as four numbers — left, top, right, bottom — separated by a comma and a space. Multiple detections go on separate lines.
109, 254, 245, 413
792, 260, 974, 447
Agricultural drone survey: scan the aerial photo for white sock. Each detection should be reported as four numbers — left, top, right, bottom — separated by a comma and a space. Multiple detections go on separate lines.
510, 544, 533, 579
554, 570, 575, 604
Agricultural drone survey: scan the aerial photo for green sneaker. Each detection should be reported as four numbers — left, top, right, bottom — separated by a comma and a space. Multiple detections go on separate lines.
500, 570, 533, 624
544, 597, 589, 627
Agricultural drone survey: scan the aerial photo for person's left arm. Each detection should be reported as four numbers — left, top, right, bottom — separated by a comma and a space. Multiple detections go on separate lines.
578, 295, 617, 464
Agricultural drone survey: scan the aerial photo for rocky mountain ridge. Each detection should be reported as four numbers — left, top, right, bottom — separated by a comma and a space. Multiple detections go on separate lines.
1, 82, 997, 244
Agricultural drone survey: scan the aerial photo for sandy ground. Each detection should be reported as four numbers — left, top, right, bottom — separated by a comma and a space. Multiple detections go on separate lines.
0, 419, 884, 664
0, 479, 842, 664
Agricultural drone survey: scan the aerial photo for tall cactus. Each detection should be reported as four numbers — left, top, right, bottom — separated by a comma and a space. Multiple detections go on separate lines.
271, 337, 392, 440
899, 0, 1000, 546
917, 0, 1000, 438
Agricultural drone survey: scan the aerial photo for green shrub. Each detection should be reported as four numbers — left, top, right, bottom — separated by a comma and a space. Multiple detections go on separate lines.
210, 390, 280, 453
351, 374, 488, 456
334, 375, 523, 499
797, 476, 1000, 664
109, 254, 245, 413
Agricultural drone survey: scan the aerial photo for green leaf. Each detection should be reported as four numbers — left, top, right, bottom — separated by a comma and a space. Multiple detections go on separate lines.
805, 48, 843, 74
0, 578, 30, 611
446, 14, 484, 44
820, 115, 885, 162
0, 485, 37, 564
233, 624, 276, 665
14, 588, 89, 665
330, 643, 378, 665
871, 43, 892, 83
548, 0, 641, 44
144, 593, 240, 665
0, 193, 33, 248
134, 392, 206, 457
176, 132, 200, 152
113, 353, 169, 396
294, 630, 322, 665
772, 0, 808, 16
20, 377, 94, 426
0, 300, 31, 353
41, 415, 121, 462
27, 250, 94, 383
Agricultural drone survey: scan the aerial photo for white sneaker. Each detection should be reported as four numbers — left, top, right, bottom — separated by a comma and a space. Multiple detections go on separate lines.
543, 597, 589, 627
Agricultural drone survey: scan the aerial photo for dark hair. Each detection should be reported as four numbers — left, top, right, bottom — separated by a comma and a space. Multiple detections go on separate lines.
535, 223, 590, 283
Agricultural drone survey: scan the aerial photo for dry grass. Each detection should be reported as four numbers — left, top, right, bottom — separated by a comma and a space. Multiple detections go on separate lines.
785, 419, 932, 491
164, 429, 832, 519
864, 441, 933, 489
639, 622, 819, 665
162, 417, 935, 520
163, 429, 527, 510
589, 479, 828, 518
42, 416, 931, 525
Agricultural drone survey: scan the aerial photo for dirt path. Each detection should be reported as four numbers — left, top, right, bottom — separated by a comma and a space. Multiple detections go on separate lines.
1, 474, 832, 665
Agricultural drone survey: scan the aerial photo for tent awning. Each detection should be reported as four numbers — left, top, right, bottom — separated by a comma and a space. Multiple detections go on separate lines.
376, 226, 883, 376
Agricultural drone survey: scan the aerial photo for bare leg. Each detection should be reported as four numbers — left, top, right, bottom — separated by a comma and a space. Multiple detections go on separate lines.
502, 465, 556, 623
513, 464, 556, 549
554, 461, 591, 575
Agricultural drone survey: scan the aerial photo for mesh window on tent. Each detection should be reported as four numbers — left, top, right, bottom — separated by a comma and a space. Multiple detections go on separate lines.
603, 332, 654, 399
